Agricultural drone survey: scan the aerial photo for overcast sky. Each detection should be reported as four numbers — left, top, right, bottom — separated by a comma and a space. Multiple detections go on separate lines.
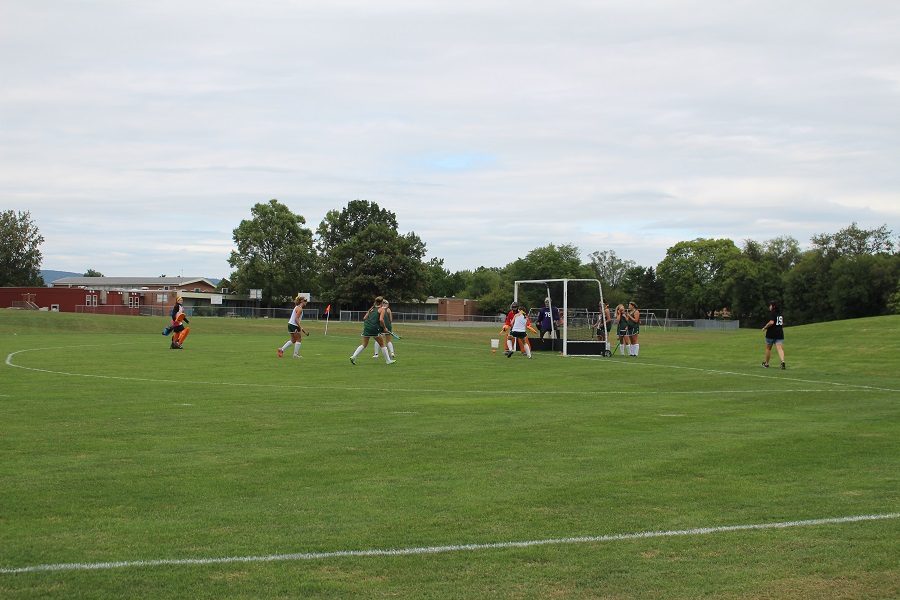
2, 1, 899, 278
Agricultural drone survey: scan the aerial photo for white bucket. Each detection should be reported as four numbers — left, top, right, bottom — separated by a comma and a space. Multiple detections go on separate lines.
490, 339, 500, 353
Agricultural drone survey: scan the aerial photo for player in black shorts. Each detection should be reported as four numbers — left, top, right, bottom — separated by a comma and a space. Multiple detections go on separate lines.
761, 300, 786, 369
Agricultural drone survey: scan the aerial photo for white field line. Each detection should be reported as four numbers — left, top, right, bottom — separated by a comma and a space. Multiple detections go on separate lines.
4, 347, 892, 396
1, 513, 896, 575
572, 355, 900, 393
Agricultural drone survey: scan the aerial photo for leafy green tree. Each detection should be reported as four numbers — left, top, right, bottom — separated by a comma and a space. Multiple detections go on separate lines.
657, 238, 742, 317
83, 269, 103, 277
784, 250, 835, 323
828, 254, 900, 319
624, 266, 665, 309
316, 201, 427, 307
0, 210, 44, 287
888, 280, 900, 314
315, 199, 397, 256
458, 267, 509, 314
424, 258, 467, 298
785, 224, 897, 324
228, 199, 316, 306
588, 249, 636, 290
811, 222, 895, 256
506, 243, 591, 282
504, 244, 596, 309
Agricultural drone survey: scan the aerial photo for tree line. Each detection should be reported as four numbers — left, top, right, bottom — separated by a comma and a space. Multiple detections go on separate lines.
2, 204, 898, 325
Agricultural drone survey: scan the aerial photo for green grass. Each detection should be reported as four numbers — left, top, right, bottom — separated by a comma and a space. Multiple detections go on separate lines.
0, 310, 898, 599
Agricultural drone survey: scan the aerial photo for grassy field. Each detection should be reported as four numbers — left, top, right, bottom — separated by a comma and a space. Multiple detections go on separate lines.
0, 310, 897, 599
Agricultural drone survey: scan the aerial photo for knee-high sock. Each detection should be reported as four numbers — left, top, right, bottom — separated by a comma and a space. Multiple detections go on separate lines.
293, 341, 301, 356
351, 345, 364, 359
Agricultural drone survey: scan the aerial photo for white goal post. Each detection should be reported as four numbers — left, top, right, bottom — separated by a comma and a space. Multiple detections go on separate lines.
513, 278, 610, 356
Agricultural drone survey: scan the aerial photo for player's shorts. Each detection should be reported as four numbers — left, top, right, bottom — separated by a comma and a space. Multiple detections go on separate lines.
362, 324, 382, 337
288, 323, 300, 333
765, 337, 784, 346
627, 324, 640, 335
617, 325, 629, 337
173, 324, 185, 333
510, 330, 527, 339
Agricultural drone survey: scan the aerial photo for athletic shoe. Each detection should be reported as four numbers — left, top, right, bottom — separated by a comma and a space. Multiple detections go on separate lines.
386, 359, 395, 365
780, 362, 786, 370
505, 350, 513, 358
372, 354, 379, 359
277, 348, 284, 358
292, 354, 302, 359
390, 353, 396, 359
350, 356, 356, 365
761, 362, 769, 368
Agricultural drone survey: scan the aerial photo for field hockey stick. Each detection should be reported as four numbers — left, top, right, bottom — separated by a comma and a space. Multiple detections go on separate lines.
611, 340, 621, 356
300, 327, 310, 336
384, 330, 402, 340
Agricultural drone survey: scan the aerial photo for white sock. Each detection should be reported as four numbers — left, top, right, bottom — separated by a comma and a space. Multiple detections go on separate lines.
351, 345, 364, 359
626, 344, 633, 356
525, 344, 532, 358
382, 346, 392, 362
293, 342, 301, 356
619, 344, 626, 356
281, 340, 292, 352
507, 339, 514, 352
634, 343, 639, 356
387, 341, 395, 355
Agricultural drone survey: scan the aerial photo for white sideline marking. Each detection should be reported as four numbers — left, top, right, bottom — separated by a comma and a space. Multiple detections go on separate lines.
573, 355, 900, 393
1, 513, 896, 575
2, 347, 888, 398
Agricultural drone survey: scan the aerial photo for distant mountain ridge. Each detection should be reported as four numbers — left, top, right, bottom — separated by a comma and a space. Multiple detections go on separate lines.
40, 270, 81, 284
40, 270, 221, 286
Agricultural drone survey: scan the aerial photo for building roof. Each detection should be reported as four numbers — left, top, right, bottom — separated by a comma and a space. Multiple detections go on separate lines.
51, 276, 216, 289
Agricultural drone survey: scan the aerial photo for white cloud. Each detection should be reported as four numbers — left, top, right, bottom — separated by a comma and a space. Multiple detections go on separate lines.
1, 1, 898, 276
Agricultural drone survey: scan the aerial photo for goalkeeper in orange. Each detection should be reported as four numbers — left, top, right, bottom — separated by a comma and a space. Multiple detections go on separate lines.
169, 295, 191, 349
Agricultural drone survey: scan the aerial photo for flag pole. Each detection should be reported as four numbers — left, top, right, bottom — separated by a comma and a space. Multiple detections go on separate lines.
324, 304, 331, 335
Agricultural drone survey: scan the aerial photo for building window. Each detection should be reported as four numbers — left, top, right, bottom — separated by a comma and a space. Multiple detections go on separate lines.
157, 294, 168, 304
221, 288, 229, 294
128, 296, 140, 309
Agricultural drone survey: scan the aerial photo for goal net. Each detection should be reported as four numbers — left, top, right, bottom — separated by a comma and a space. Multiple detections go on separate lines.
513, 278, 610, 356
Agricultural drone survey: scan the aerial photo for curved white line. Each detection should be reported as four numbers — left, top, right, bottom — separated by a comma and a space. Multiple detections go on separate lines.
5, 347, 893, 395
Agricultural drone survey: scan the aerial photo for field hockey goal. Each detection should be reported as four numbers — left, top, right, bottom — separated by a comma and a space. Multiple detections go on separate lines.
513, 278, 610, 356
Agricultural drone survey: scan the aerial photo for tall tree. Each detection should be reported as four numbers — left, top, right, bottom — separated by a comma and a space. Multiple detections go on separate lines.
315, 199, 398, 256
316, 201, 427, 307
811, 222, 895, 256
228, 199, 316, 306
423, 258, 467, 298
588, 249, 636, 289
0, 210, 44, 287
83, 269, 104, 277
657, 238, 742, 318
786, 224, 898, 324
507, 243, 591, 282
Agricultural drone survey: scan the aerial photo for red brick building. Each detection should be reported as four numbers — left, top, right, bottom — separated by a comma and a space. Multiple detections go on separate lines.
1, 277, 219, 314
437, 298, 479, 321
